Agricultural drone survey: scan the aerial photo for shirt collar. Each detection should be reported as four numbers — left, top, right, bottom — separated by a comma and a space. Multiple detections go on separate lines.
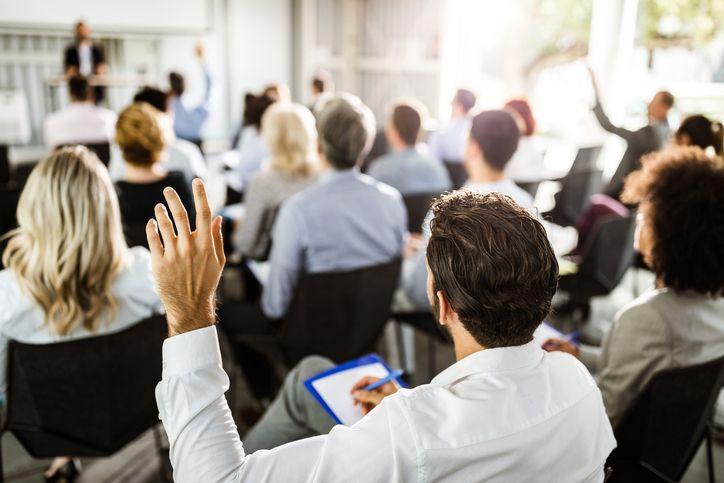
319, 167, 359, 184
431, 340, 544, 387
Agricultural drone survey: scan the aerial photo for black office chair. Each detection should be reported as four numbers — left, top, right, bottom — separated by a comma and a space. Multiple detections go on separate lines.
543, 168, 603, 227
0, 315, 168, 481
568, 145, 602, 174
558, 214, 636, 321
58, 142, 111, 166
233, 259, 401, 369
360, 129, 389, 174
0, 184, 20, 269
607, 355, 724, 483
443, 160, 468, 190
0, 144, 9, 185
402, 192, 439, 233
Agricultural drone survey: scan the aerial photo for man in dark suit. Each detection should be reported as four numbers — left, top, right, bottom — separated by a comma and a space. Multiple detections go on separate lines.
589, 67, 673, 200
63, 21, 108, 103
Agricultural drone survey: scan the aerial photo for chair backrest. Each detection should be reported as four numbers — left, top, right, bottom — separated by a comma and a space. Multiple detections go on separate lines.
443, 160, 468, 190
5, 314, 167, 457
279, 259, 401, 366
611, 355, 724, 481
58, 142, 111, 166
569, 146, 602, 174
577, 213, 636, 296
552, 168, 603, 226
245, 205, 280, 261
0, 144, 9, 184
402, 192, 438, 233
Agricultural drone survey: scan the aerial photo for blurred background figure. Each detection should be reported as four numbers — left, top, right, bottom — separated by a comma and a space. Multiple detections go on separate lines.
168, 43, 212, 152
63, 20, 108, 103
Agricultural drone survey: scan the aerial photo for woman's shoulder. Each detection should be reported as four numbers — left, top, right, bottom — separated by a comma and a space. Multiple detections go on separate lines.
0, 269, 32, 327
114, 247, 153, 286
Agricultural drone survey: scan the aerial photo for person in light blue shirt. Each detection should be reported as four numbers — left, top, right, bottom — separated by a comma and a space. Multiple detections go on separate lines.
367, 99, 451, 195
220, 93, 407, 399
402, 110, 532, 309
427, 88, 476, 164
169, 44, 212, 147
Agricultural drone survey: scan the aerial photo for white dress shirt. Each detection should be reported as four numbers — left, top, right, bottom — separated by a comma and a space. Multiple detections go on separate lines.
156, 326, 616, 482
43, 102, 117, 149
0, 247, 163, 402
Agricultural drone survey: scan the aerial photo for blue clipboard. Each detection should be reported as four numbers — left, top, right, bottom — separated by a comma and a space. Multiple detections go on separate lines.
304, 353, 407, 425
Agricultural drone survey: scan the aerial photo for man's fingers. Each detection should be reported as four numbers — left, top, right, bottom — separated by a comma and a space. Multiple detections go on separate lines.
350, 376, 380, 393
192, 179, 212, 236
164, 187, 191, 240
212, 216, 226, 265
146, 219, 164, 259
154, 203, 176, 250
351, 390, 383, 406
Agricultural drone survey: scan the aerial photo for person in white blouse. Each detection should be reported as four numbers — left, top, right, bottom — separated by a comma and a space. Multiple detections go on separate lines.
0, 146, 162, 479
43, 75, 116, 149
228, 93, 276, 193
503, 98, 545, 185
149, 178, 615, 482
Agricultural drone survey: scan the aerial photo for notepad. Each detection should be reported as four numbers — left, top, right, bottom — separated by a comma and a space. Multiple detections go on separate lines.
304, 354, 405, 426
533, 322, 563, 347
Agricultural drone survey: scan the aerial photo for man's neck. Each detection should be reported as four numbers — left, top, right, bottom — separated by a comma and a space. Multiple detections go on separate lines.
466, 160, 505, 184
392, 141, 414, 152
451, 327, 485, 361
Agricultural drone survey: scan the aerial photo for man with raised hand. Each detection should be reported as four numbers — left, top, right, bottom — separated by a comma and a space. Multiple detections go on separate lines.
150, 179, 615, 482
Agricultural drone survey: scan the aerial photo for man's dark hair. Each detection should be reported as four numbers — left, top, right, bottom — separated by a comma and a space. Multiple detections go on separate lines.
312, 71, 333, 95
621, 147, 724, 296
169, 72, 185, 97
470, 110, 520, 171
426, 191, 558, 348
134, 87, 170, 113
242, 93, 276, 129
454, 89, 476, 113
656, 90, 675, 108
390, 101, 422, 146
68, 75, 90, 102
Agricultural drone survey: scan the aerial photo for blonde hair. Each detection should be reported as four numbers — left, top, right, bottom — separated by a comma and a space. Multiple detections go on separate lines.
115, 102, 165, 166
2, 147, 128, 336
261, 102, 317, 178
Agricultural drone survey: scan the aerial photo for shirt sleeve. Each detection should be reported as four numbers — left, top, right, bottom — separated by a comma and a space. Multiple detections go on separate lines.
261, 202, 305, 319
596, 302, 673, 427
156, 326, 419, 483
592, 102, 636, 142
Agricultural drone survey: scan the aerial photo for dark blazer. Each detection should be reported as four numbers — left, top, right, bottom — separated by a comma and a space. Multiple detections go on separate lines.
593, 101, 669, 200
63, 43, 106, 73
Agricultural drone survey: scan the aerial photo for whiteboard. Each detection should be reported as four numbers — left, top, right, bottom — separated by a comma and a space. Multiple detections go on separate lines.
0, 0, 210, 34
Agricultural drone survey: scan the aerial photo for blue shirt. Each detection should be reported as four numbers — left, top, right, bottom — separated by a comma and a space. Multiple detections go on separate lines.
262, 169, 408, 318
426, 116, 471, 163
367, 147, 452, 195
401, 179, 533, 309
172, 66, 212, 141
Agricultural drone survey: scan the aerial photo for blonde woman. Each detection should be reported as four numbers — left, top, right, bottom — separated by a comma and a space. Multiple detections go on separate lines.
115, 102, 194, 238
233, 102, 318, 258
0, 147, 162, 480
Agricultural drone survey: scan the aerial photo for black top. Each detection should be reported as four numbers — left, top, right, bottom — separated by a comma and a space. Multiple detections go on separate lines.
115, 171, 195, 231
63, 43, 106, 72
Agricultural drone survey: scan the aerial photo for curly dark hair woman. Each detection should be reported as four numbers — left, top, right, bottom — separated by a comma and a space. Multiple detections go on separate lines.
544, 146, 724, 427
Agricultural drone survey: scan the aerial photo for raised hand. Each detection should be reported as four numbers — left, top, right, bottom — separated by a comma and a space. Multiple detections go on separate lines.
146, 178, 225, 337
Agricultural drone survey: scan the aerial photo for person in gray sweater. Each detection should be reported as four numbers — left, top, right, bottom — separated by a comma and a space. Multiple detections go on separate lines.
543, 146, 724, 427
233, 102, 318, 259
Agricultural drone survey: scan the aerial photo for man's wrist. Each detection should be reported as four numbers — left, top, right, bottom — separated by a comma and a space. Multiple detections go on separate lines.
166, 309, 216, 337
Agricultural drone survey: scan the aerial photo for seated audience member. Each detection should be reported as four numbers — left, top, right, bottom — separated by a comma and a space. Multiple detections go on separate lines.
108, 87, 207, 183
545, 147, 724, 427
0, 147, 162, 480
233, 102, 318, 259
149, 184, 616, 481
264, 83, 292, 103
402, 110, 533, 309
673, 114, 723, 155
114, 103, 194, 238
222, 94, 407, 398
309, 70, 334, 110
168, 43, 212, 149
230, 93, 276, 192
427, 88, 476, 164
504, 98, 545, 185
367, 99, 451, 195
588, 67, 673, 200
43, 75, 116, 149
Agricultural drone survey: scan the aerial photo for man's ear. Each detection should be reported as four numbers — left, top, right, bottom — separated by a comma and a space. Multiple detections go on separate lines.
436, 290, 453, 325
